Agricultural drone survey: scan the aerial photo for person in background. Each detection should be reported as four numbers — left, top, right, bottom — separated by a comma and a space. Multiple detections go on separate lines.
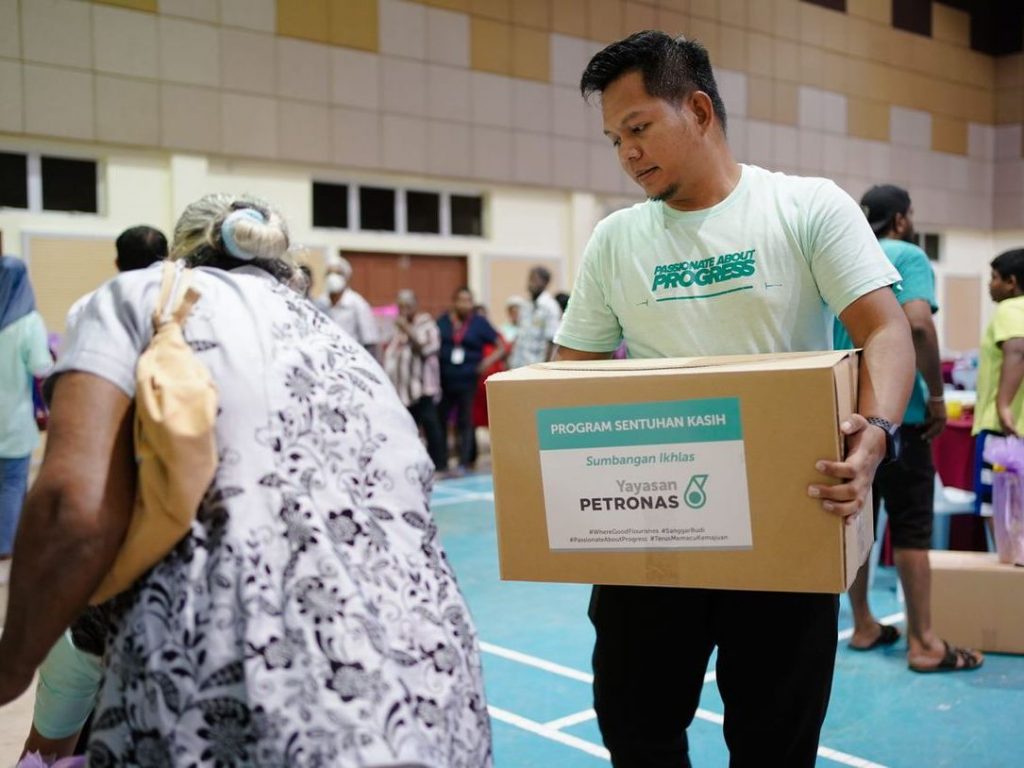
554, 291, 570, 315
470, 304, 509, 460
973, 248, 1024, 525
502, 296, 526, 344
316, 255, 381, 358
0, 256, 52, 586
437, 288, 506, 476
836, 185, 982, 673
66, 226, 167, 329
508, 266, 562, 368
0, 194, 492, 765
554, 31, 913, 767
383, 289, 446, 474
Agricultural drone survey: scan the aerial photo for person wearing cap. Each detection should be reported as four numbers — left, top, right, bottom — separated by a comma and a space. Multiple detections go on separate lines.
316, 255, 381, 358
835, 185, 983, 673
553, 31, 914, 767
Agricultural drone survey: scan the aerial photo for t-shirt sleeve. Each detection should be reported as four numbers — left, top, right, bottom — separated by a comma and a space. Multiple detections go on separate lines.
802, 180, 901, 316
478, 316, 499, 346
892, 245, 937, 312
49, 274, 155, 398
32, 631, 103, 739
554, 226, 623, 353
992, 299, 1024, 345
22, 311, 53, 377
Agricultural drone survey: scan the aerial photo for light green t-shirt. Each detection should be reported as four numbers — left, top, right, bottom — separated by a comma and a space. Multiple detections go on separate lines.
33, 630, 103, 739
556, 165, 899, 358
973, 295, 1024, 435
0, 311, 52, 457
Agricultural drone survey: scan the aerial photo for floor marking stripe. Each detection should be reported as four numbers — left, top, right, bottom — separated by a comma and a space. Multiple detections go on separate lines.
479, 641, 593, 683
544, 709, 598, 730
836, 611, 906, 642
489, 706, 610, 761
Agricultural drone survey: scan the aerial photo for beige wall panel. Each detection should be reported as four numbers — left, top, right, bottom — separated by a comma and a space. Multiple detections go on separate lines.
686, 16, 719, 52
884, 28, 916, 70
424, 0, 472, 11
995, 91, 1024, 125
748, 0, 771, 32
943, 275, 981, 354
932, 115, 968, 155
514, 0, 551, 30
94, 0, 157, 11
773, 80, 797, 125
798, 44, 824, 89
328, 0, 379, 51
27, 236, 118, 335
277, 0, 329, 42
963, 86, 995, 124
820, 6, 847, 54
623, 1, 658, 34
932, 3, 969, 47
744, 31, 771, 76
472, 0, 512, 21
847, 0, 889, 25
773, 38, 799, 83
717, 0, 746, 28
512, 26, 550, 82
798, 2, 826, 48
821, 51, 848, 94
995, 54, 1024, 90
770, 0, 799, 42
847, 97, 889, 142
716, 24, 746, 71
487, 256, 562, 318
588, 0, 625, 43
963, 51, 995, 91
552, 0, 587, 37
845, 16, 889, 63
658, 0, 690, 12
746, 75, 773, 121
471, 18, 512, 74
690, 0, 718, 20
656, 8, 690, 36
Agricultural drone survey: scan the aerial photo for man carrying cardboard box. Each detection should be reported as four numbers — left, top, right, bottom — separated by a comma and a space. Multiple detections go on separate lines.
553, 31, 915, 768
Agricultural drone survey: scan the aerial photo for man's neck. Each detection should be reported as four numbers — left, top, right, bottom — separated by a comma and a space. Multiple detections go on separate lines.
664, 150, 741, 212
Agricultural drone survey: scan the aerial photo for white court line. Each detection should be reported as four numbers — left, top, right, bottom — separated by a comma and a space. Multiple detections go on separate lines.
489, 705, 610, 761
544, 709, 598, 731
479, 641, 593, 683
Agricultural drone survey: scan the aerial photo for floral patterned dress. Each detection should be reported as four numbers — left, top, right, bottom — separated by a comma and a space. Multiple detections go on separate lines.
54, 265, 492, 767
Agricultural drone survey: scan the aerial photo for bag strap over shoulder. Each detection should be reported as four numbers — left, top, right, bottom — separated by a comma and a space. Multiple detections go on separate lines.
153, 261, 201, 329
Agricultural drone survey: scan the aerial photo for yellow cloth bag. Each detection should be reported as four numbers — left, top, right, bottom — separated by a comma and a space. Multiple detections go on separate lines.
91, 262, 218, 604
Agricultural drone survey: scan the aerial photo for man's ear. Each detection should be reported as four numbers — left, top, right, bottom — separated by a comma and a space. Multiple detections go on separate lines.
689, 91, 715, 132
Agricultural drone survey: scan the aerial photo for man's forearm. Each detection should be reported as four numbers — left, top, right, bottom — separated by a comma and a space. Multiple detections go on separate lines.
859, 318, 916, 423
912, 321, 945, 397
997, 352, 1024, 412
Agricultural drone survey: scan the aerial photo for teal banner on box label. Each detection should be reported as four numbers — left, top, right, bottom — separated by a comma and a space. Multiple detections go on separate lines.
537, 398, 742, 451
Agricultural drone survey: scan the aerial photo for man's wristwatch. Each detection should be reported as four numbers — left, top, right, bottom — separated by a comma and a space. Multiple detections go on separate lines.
865, 417, 901, 464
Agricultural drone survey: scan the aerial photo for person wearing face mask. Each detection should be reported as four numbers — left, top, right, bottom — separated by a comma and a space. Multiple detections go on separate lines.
316, 256, 381, 358
834, 185, 982, 674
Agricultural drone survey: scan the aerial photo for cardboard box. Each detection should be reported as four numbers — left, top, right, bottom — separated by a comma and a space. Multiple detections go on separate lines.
486, 351, 873, 593
929, 551, 1024, 654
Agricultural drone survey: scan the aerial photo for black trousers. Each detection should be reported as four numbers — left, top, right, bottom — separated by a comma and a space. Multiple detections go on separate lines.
438, 387, 476, 469
408, 395, 447, 472
590, 585, 839, 768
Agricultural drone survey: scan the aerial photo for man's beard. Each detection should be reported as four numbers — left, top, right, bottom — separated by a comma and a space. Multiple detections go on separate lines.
649, 183, 679, 202
900, 228, 916, 243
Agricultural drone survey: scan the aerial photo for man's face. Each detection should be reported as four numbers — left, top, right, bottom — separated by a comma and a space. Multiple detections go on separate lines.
601, 71, 697, 204
527, 270, 547, 297
453, 291, 474, 317
398, 296, 416, 318
989, 269, 1018, 303
895, 207, 916, 242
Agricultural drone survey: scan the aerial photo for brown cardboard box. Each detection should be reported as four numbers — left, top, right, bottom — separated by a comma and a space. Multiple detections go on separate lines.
486, 351, 873, 593
929, 551, 1024, 654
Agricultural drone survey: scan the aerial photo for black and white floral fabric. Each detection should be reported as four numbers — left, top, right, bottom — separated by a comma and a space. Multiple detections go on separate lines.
55, 266, 492, 766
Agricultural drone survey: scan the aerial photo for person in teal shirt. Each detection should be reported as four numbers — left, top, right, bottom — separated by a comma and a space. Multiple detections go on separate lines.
834, 185, 982, 673
0, 256, 52, 582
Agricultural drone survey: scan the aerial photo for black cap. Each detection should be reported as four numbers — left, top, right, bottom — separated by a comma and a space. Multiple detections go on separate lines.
860, 185, 911, 237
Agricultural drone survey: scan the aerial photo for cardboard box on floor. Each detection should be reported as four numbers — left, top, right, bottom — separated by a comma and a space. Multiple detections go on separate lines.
486, 351, 873, 593
929, 551, 1024, 654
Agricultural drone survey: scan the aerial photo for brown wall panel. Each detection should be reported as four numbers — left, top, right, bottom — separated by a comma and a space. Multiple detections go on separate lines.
931, 115, 968, 155
943, 275, 981, 354
27, 236, 118, 335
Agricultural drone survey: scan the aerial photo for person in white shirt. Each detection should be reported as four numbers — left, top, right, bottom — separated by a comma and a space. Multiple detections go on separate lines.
316, 256, 381, 358
508, 266, 562, 368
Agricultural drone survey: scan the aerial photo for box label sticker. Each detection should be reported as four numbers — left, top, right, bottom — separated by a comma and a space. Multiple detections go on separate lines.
536, 398, 752, 551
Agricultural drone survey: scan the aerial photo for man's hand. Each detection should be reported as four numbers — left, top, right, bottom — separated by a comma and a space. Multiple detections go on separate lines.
808, 415, 887, 524
0, 658, 33, 708
922, 398, 947, 441
999, 404, 1019, 437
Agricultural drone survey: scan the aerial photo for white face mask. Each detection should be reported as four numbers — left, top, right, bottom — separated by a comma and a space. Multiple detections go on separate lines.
325, 273, 347, 293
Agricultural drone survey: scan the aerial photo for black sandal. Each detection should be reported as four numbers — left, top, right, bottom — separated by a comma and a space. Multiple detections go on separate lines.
909, 641, 984, 673
849, 623, 901, 651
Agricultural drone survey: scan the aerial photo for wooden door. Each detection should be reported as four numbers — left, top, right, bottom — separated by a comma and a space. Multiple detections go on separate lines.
341, 251, 467, 318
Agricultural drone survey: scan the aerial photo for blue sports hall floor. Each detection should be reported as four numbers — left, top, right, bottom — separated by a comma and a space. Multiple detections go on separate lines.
431, 472, 1024, 768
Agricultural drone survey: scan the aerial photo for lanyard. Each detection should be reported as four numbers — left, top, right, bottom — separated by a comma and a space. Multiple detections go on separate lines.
452, 314, 471, 346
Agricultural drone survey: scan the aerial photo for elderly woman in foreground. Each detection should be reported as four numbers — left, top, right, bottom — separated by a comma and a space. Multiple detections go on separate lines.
0, 194, 492, 767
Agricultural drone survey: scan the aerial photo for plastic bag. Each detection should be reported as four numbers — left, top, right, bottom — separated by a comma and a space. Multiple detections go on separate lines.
983, 436, 1024, 565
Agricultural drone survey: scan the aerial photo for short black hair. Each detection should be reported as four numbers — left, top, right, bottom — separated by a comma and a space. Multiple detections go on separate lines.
992, 249, 1024, 287
116, 225, 167, 272
453, 285, 473, 299
580, 30, 727, 135
530, 265, 552, 285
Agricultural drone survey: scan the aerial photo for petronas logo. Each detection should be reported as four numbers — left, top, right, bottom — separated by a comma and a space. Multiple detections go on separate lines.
684, 474, 709, 509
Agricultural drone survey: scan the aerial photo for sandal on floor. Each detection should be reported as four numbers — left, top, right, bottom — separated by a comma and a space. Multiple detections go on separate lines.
908, 641, 984, 673
849, 623, 901, 651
